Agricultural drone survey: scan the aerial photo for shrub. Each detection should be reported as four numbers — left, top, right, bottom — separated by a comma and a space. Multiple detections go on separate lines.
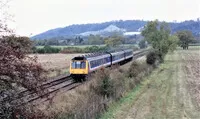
0, 36, 47, 118
95, 69, 114, 97
146, 51, 158, 65
128, 61, 143, 78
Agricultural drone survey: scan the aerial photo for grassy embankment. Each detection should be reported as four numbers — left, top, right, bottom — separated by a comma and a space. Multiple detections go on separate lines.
100, 46, 200, 119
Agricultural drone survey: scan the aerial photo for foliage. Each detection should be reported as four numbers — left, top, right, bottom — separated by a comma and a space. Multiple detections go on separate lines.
128, 62, 141, 78
146, 51, 158, 65
98, 69, 114, 97
0, 36, 46, 90
35, 45, 61, 53
138, 39, 147, 49
104, 34, 123, 47
142, 20, 178, 62
176, 30, 194, 49
0, 2, 46, 118
88, 35, 104, 45
0, 36, 46, 118
168, 35, 179, 52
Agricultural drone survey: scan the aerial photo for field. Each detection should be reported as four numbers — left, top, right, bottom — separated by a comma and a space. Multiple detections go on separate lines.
29, 53, 82, 77
101, 46, 200, 119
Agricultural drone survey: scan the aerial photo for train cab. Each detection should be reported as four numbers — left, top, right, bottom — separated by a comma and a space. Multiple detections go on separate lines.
70, 57, 89, 79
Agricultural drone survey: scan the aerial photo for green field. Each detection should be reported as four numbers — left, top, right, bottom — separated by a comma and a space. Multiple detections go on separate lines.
100, 46, 200, 119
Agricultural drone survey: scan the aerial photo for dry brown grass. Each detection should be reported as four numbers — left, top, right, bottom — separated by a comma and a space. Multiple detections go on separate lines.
29, 53, 83, 77
41, 72, 107, 119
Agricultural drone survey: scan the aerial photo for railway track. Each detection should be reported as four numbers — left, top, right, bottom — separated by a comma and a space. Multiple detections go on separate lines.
1, 75, 77, 105
1, 49, 149, 105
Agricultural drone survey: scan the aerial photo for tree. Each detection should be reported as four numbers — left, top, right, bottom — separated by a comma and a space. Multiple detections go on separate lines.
142, 20, 178, 62
104, 34, 123, 47
88, 35, 103, 45
176, 30, 194, 49
0, 36, 47, 118
168, 35, 179, 52
0, 1, 46, 118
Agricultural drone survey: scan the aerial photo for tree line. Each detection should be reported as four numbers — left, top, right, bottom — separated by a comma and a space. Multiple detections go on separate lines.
33, 34, 141, 46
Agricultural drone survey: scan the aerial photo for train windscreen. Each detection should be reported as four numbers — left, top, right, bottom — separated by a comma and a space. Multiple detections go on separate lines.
71, 61, 86, 69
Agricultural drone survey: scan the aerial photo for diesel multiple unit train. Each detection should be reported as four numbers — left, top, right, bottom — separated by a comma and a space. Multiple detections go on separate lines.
70, 49, 133, 79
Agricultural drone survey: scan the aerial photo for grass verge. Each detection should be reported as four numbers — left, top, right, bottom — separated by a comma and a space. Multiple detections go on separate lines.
100, 48, 200, 119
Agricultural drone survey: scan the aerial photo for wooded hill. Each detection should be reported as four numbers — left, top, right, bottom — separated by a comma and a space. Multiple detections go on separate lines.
32, 19, 200, 40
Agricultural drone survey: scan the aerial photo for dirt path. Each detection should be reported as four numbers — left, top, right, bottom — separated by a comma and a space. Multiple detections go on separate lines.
103, 49, 200, 119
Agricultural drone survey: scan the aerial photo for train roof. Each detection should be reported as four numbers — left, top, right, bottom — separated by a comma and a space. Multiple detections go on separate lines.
84, 52, 108, 58
72, 48, 133, 60
72, 52, 108, 60
107, 48, 132, 53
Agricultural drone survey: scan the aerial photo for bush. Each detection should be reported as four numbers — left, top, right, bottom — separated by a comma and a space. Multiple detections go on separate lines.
146, 51, 158, 65
35, 45, 61, 54
128, 61, 141, 78
95, 69, 114, 97
0, 36, 47, 118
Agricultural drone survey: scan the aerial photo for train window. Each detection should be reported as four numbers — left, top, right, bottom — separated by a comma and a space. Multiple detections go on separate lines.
71, 62, 76, 69
108, 57, 110, 62
106, 57, 110, 63
71, 61, 86, 69
90, 60, 97, 68
81, 62, 86, 69
90, 57, 111, 69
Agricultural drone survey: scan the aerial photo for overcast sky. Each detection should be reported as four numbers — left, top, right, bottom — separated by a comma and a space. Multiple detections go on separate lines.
4, 0, 200, 36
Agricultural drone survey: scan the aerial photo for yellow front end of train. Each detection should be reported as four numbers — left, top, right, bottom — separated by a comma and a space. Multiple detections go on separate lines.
70, 60, 89, 75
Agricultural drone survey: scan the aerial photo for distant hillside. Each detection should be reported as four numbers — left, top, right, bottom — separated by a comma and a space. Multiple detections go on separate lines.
170, 20, 200, 35
31, 19, 200, 40
31, 20, 146, 39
